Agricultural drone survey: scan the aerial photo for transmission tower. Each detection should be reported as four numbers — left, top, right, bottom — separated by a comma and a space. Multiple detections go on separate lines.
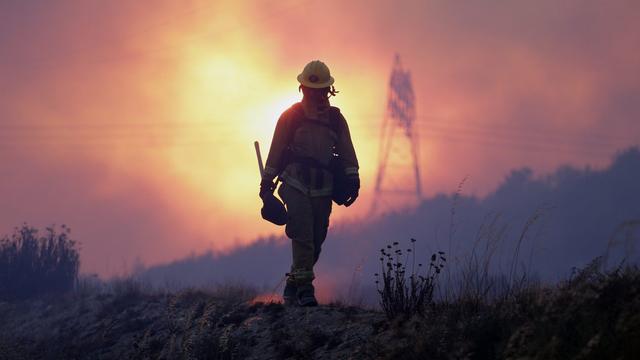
370, 54, 422, 215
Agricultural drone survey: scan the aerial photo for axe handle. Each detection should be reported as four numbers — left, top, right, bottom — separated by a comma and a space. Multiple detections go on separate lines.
254, 141, 264, 178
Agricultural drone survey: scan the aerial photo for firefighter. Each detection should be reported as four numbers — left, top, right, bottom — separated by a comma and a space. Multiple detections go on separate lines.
259, 60, 360, 306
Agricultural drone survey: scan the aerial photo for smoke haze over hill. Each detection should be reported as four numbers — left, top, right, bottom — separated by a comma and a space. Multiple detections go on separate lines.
138, 148, 640, 300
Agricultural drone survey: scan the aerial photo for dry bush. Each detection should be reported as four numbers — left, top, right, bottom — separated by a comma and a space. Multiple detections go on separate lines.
0, 224, 79, 301
375, 239, 446, 319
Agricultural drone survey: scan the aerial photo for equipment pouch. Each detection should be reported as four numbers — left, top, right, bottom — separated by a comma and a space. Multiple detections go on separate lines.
330, 154, 350, 206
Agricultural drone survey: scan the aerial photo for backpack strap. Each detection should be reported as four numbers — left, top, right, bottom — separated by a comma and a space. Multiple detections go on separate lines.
276, 103, 342, 183
287, 102, 341, 142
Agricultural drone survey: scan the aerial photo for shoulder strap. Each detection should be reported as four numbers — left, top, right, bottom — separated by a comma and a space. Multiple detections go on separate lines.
285, 103, 303, 148
283, 103, 343, 156
327, 106, 342, 135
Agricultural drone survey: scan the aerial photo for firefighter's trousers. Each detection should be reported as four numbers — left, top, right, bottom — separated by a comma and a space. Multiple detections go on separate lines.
278, 183, 332, 285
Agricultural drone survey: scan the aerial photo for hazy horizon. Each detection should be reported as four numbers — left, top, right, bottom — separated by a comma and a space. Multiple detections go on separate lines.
136, 147, 640, 303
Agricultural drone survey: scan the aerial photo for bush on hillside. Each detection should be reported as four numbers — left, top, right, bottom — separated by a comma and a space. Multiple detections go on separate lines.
0, 224, 79, 301
375, 239, 446, 319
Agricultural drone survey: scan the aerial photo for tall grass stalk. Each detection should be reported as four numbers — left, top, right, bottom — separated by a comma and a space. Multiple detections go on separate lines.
375, 239, 446, 319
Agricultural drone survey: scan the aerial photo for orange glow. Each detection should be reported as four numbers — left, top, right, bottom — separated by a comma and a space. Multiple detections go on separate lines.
2, 0, 636, 276
141, 17, 385, 255
249, 293, 283, 305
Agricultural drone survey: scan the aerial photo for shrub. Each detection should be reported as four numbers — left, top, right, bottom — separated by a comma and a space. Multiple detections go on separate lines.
375, 239, 446, 319
0, 224, 80, 301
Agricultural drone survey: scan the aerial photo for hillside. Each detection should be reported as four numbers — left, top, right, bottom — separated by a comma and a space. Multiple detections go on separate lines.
1, 262, 638, 359
138, 148, 640, 293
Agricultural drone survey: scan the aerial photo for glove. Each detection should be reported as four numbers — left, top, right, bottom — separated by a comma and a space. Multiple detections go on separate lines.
259, 178, 276, 198
344, 175, 360, 207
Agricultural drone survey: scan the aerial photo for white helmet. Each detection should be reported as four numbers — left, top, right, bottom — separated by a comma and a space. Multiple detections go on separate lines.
297, 60, 334, 88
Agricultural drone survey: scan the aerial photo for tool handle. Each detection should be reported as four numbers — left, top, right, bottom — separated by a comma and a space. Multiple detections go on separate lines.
254, 141, 264, 177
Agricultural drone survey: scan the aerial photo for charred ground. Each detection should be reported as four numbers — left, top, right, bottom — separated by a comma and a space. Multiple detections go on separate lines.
1, 260, 638, 360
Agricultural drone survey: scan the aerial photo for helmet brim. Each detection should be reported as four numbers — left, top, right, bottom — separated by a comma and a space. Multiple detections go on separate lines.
297, 74, 334, 89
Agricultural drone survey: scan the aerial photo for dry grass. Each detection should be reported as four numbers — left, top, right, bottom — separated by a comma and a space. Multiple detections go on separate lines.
375, 239, 446, 319
0, 224, 79, 301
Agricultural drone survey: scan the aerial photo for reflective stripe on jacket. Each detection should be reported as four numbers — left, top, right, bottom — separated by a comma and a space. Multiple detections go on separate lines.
263, 102, 359, 197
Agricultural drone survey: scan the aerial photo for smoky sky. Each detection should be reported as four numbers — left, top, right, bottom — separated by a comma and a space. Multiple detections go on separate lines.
1, 0, 639, 276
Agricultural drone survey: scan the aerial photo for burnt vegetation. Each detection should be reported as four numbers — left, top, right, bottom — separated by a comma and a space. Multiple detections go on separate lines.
364, 256, 640, 360
1, 254, 637, 359
0, 217, 638, 359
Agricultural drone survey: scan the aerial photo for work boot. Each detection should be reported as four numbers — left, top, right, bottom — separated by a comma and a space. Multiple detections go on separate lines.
296, 283, 318, 307
283, 281, 297, 306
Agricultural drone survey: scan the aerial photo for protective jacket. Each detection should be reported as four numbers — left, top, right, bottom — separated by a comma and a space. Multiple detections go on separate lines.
263, 102, 359, 197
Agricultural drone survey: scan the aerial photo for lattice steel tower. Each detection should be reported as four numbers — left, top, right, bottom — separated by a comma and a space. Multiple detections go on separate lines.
370, 54, 422, 214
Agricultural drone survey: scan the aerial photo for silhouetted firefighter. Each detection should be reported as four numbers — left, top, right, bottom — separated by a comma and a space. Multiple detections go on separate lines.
258, 60, 360, 306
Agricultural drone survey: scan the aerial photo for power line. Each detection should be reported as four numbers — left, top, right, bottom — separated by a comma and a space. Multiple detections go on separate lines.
349, 112, 637, 145
0, 138, 238, 150
420, 131, 620, 158
415, 124, 629, 151
0, 119, 635, 156
4, 110, 632, 144
1, 116, 635, 148
0, 121, 232, 130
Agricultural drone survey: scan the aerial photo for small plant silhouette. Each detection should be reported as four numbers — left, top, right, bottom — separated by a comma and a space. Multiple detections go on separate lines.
0, 224, 79, 301
375, 238, 446, 319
